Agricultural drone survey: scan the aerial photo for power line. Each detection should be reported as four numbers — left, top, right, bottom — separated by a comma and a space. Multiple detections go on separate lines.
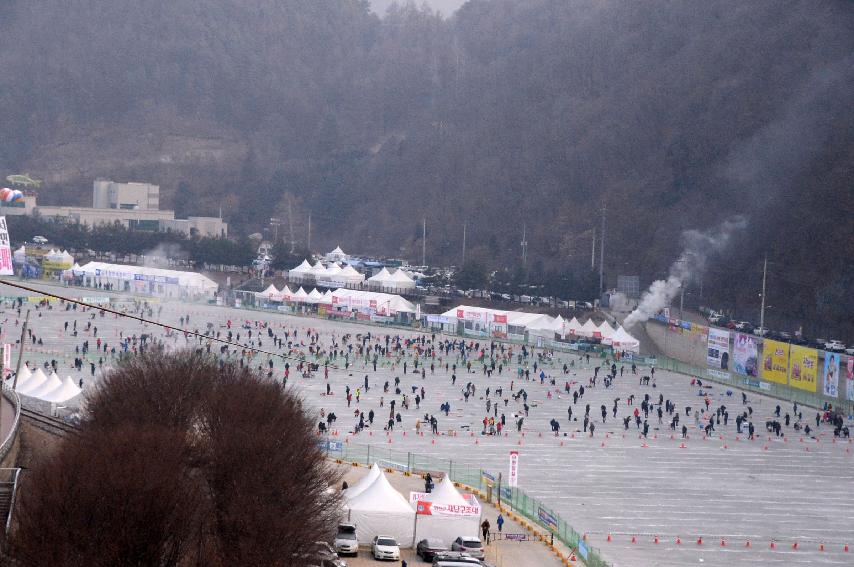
0, 279, 334, 366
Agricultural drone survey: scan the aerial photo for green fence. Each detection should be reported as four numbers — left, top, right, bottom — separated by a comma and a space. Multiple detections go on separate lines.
327, 441, 610, 567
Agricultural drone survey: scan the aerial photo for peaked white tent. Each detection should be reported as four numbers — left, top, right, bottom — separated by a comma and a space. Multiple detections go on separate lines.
279, 285, 293, 301
412, 477, 480, 546
256, 284, 281, 301
566, 317, 581, 336
288, 260, 312, 281
597, 320, 616, 343
388, 269, 416, 289
41, 375, 83, 403
292, 287, 309, 302
578, 319, 599, 338
307, 288, 325, 304
368, 268, 392, 285
611, 326, 641, 353
334, 265, 365, 286
344, 470, 415, 545
17, 367, 48, 396
27, 372, 63, 399
344, 463, 382, 501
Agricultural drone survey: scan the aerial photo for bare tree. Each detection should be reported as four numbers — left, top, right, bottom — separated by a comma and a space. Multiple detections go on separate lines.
7, 350, 340, 566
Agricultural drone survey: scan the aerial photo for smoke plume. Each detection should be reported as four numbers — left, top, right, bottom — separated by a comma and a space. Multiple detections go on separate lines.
623, 216, 747, 329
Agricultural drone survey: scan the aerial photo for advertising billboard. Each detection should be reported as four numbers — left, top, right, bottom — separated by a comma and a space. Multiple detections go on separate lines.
760, 339, 789, 385
847, 358, 854, 401
822, 352, 840, 398
732, 333, 758, 377
706, 328, 730, 370
0, 217, 12, 275
789, 345, 818, 393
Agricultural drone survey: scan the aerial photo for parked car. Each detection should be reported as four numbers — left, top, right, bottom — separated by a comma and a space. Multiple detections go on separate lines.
32, 235, 48, 244
371, 535, 400, 561
825, 340, 846, 353
734, 321, 754, 332
451, 536, 484, 559
333, 524, 358, 556
811, 339, 829, 350
417, 538, 449, 561
752, 327, 769, 337
432, 551, 481, 566
845, 346, 854, 356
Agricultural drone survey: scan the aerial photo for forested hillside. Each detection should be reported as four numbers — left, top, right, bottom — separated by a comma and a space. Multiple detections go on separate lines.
0, 0, 851, 336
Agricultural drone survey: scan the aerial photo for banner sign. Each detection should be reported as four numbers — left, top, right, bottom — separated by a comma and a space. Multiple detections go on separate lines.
823, 352, 840, 398
789, 345, 818, 393
760, 339, 789, 385
493, 314, 507, 324
732, 333, 759, 377
410, 492, 480, 516
706, 328, 730, 370
2, 344, 10, 373
0, 217, 12, 275
537, 507, 558, 530
847, 358, 854, 401
508, 451, 519, 487
504, 533, 529, 541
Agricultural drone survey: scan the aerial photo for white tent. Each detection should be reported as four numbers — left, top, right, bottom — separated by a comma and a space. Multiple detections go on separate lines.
611, 325, 641, 353
256, 284, 281, 301
566, 317, 581, 336
578, 319, 598, 338
292, 287, 309, 302
334, 265, 365, 286
344, 470, 415, 546
288, 259, 312, 281
27, 372, 64, 399
320, 290, 334, 304
368, 268, 392, 285
307, 288, 325, 304
41, 375, 83, 403
17, 367, 48, 395
597, 320, 616, 343
388, 269, 416, 289
75, 262, 217, 297
11, 366, 32, 390
344, 463, 383, 501
413, 477, 480, 547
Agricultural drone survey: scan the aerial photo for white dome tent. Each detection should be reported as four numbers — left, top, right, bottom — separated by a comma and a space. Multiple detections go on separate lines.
343, 469, 415, 546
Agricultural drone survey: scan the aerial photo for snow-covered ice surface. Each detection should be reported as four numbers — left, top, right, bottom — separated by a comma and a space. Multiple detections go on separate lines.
7, 282, 854, 566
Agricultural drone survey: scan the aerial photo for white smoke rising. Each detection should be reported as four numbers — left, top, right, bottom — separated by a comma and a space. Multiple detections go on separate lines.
141, 243, 188, 268
623, 216, 747, 329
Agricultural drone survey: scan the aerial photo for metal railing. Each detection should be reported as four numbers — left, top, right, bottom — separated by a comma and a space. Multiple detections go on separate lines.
0, 387, 22, 465
0, 467, 21, 534
326, 441, 610, 567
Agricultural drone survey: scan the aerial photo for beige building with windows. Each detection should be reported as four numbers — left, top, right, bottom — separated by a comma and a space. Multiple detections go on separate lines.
0, 180, 227, 237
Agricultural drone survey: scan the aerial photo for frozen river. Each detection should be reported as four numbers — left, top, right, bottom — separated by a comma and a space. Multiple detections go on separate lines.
5, 280, 853, 566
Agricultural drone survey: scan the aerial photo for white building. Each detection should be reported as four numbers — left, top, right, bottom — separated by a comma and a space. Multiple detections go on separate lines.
75, 262, 218, 299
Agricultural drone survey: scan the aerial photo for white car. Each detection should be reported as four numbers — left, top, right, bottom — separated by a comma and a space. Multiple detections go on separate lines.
825, 340, 846, 353
845, 346, 854, 356
334, 524, 358, 556
371, 535, 400, 561
450, 536, 484, 559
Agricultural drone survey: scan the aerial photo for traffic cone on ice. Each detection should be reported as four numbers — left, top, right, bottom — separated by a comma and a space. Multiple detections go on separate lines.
631, 536, 636, 544
720, 539, 726, 547
770, 541, 776, 549
697, 537, 703, 545
606, 534, 612, 542
654, 536, 659, 544
745, 540, 751, 548
675, 536, 681, 545
792, 542, 798, 550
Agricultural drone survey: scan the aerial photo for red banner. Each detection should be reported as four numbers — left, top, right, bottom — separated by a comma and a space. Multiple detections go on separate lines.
493, 314, 507, 323
457, 309, 464, 319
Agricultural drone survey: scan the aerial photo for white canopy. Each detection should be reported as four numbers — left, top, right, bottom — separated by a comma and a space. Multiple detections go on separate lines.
566, 317, 581, 335
413, 477, 480, 547
76, 262, 217, 294
331, 289, 416, 314
597, 320, 616, 342
26, 372, 64, 399
368, 268, 391, 283
17, 367, 48, 395
292, 287, 309, 301
344, 470, 415, 545
611, 325, 641, 353
307, 288, 325, 304
41, 375, 83, 403
11, 366, 32, 390
578, 319, 599, 338
388, 269, 415, 286
344, 463, 383, 501
334, 265, 365, 285
288, 260, 312, 280
256, 284, 280, 301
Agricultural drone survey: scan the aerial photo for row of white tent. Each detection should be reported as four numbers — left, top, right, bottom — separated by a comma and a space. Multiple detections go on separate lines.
13, 246, 75, 266
366, 267, 416, 290
342, 464, 479, 547
257, 286, 417, 315
10, 366, 82, 403
288, 260, 365, 286
443, 306, 640, 352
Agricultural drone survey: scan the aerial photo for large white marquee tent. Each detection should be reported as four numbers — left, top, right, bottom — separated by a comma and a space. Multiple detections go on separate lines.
76, 262, 217, 299
411, 477, 480, 547
343, 468, 415, 545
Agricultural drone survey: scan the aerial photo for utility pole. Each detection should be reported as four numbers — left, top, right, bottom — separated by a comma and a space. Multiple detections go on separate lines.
307, 213, 311, 252
11, 310, 29, 391
591, 228, 596, 270
759, 254, 767, 333
599, 202, 606, 295
462, 222, 467, 265
422, 218, 427, 267
287, 200, 295, 253
521, 224, 528, 271
680, 282, 685, 320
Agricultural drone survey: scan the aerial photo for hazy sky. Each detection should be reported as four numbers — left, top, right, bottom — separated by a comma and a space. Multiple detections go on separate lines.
369, 0, 468, 17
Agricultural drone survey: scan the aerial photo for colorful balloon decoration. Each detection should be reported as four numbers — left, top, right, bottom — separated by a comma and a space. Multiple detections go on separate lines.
0, 188, 24, 203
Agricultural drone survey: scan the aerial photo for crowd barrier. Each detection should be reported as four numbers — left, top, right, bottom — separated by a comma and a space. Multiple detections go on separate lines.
326, 440, 610, 567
